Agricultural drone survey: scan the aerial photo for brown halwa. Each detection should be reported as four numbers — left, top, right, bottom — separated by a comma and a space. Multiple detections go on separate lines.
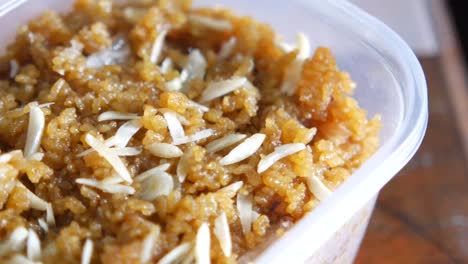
0, 0, 381, 263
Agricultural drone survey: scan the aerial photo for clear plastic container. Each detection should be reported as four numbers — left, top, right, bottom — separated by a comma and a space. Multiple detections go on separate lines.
0, 0, 428, 263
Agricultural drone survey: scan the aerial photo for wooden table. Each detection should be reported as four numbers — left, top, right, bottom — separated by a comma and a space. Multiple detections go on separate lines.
355, 2, 468, 263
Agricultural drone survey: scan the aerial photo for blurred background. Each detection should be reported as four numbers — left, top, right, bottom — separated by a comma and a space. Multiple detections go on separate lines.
349, 0, 468, 263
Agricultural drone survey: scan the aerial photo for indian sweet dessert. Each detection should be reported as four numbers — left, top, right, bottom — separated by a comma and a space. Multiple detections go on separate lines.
0, 0, 381, 263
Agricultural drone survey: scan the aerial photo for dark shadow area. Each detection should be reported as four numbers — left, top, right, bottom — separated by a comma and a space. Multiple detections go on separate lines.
448, 0, 468, 64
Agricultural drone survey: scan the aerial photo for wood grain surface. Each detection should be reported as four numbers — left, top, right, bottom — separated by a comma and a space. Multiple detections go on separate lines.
355, 57, 468, 264
355, 2, 468, 263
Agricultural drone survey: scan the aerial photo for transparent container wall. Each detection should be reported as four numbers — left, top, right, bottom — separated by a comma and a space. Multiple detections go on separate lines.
0, 0, 73, 52
305, 196, 377, 264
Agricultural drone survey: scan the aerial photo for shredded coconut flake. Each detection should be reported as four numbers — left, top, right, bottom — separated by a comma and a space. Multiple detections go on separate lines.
188, 100, 209, 112
0, 227, 28, 257
158, 109, 190, 125
275, 34, 294, 52
10, 59, 19, 78
189, 14, 233, 31
176, 152, 191, 183
147, 143, 183, 158
84, 134, 132, 183
214, 212, 231, 257
165, 70, 189, 91
307, 176, 332, 201
109, 147, 142, 156
17, 182, 48, 211
304, 128, 317, 145
237, 193, 252, 234
45, 203, 55, 226
180, 250, 195, 264
280, 59, 303, 96
219, 181, 243, 195
100, 174, 125, 185
140, 227, 160, 263
76, 178, 135, 195
277, 41, 294, 53
0, 150, 22, 163
10, 228, 29, 244
150, 29, 168, 64
173, 129, 214, 145
135, 163, 171, 182
195, 223, 210, 264
163, 111, 186, 141
29, 152, 44, 161
81, 239, 93, 264
97, 111, 140, 122
199, 77, 247, 102
13, 101, 53, 118
205, 133, 246, 153
26, 229, 40, 261
296, 32, 311, 60
24, 106, 45, 159
15, 182, 51, 221
185, 49, 207, 81
218, 37, 236, 60
37, 102, 54, 109
138, 171, 174, 201
165, 49, 206, 92
257, 143, 306, 173
77, 120, 142, 157
220, 133, 265, 165
158, 242, 192, 264
37, 219, 48, 233
86, 38, 131, 69
280, 32, 311, 95
252, 211, 260, 221
160, 58, 173, 74
76, 149, 96, 158
106, 119, 142, 148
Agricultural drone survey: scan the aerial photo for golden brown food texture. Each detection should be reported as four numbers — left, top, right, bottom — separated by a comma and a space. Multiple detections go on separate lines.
0, 0, 380, 263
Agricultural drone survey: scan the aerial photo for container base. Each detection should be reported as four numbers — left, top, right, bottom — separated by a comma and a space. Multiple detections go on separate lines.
305, 195, 377, 264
